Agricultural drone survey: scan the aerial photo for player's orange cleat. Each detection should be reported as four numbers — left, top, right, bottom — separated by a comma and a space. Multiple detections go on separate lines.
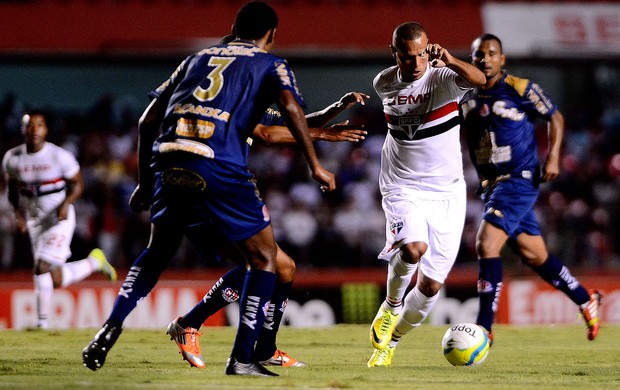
580, 289, 602, 341
166, 317, 205, 368
487, 330, 494, 347
259, 349, 307, 367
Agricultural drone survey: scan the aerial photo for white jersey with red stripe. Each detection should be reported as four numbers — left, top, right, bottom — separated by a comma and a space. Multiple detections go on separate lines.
2, 142, 80, 221
374, 64, 472, 198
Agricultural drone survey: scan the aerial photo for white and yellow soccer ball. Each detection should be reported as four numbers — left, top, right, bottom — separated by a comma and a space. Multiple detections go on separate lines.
441, 322, 490, 366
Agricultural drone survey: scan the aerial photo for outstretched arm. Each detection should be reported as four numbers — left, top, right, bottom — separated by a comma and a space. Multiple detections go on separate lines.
305, 92, 370, 127
252, 123, 366, 145
252, 91, 368, 145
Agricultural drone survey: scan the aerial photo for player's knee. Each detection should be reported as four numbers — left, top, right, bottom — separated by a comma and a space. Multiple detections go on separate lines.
275, 253, 295, 282
476, 239, 497, 258
34, 260, 52, 275
401, 242, 427, 263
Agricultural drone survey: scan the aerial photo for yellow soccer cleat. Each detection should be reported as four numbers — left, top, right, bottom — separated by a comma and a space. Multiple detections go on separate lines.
90, 248, 117, 282
367, 345, 396, 367
369, 306, 398, 349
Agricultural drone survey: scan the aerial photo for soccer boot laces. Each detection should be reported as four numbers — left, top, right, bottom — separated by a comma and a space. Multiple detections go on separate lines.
166, 317, 205, 368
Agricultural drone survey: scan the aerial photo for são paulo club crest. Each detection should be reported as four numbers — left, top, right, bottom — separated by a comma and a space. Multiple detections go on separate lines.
390, 220, 404, 236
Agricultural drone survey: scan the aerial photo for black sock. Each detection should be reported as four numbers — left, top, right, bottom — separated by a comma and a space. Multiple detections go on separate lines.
181, 266, 247, 329
529, 254, 590, 306
476, 257, 503, 333
230, 269, 276, 363
255, 281, 292, 360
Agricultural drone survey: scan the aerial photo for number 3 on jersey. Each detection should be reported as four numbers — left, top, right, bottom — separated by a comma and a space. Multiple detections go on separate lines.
193, 57, 236, 102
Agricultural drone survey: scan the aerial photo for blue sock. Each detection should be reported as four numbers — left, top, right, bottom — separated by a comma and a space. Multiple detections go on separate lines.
231, 269, 276, 363
529, 254, 590, 305
476, 257, 503, 333
107, 248, 169, 327
180, 266, 247, 329
255, 281, 292, 360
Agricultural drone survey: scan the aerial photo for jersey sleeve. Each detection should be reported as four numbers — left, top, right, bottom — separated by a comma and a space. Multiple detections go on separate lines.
264, 58, 307, 109
58, 147, 81, 179
521, 81, 558, 120
506, 75, 557, 120
436, 67, 472, 101
148, 56, 191, 102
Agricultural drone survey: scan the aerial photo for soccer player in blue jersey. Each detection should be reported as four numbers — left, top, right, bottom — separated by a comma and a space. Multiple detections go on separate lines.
461, 33, 601, 345
82, 1, 336, 377
166, 91, 369, 370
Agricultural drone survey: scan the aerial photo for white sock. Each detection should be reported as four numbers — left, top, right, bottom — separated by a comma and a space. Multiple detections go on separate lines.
34, 273, 53, 328
385, 252, 418, 315
393, 287, 439, 338
60, 258, 96, 287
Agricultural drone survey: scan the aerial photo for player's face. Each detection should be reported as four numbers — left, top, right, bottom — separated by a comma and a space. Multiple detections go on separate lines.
471, 39, 505, 83
23, 114, 48, 151
391, 33, 429, 82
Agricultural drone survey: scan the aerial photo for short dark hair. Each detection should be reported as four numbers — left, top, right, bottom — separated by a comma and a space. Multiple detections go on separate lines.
393, 22, 427, 43
472, 33, 503, 53
234, 1, 278, 40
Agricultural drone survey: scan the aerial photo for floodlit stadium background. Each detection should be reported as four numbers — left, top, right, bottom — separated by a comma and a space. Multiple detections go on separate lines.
0, 1, 619, 329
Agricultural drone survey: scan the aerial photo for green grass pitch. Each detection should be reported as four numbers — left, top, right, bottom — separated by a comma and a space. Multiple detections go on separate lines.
0, 324, 618, 389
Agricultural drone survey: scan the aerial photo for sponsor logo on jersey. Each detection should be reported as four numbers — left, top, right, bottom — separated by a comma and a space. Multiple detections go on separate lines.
492, 101, 525, 121
161, 168, 206, 192
387, 92, 431, 106
173, 103, 230, 122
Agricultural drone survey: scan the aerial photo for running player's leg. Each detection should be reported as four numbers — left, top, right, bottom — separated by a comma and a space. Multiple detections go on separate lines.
513, 231, 601, 340
225, 224, 278, 376
82, 222, 183, 371
256, 245, 306, 367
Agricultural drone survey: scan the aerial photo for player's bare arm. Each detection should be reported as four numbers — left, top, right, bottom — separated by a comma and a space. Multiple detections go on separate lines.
277, 89, 336, 192
542, 110, 565, 182
427, 43, 485, 88
305, 92, 370, 127
253, 123, 366, 145
7, 177, 26, 233
58, 171, 84, 220
129, 97, 166, 212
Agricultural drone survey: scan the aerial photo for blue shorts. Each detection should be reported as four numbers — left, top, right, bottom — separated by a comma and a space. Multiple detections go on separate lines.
150, 153, 270, 242
481, 177, 541, 239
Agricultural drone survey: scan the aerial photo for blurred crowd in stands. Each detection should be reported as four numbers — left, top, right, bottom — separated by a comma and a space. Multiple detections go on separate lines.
1, 84, 619, 272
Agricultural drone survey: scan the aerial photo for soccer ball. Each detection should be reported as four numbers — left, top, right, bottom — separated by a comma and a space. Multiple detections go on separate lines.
441, 322, 490, 366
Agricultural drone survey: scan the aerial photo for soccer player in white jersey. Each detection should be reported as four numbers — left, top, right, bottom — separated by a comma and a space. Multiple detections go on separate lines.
2, 110, 117, 329
367, 22, 485, 367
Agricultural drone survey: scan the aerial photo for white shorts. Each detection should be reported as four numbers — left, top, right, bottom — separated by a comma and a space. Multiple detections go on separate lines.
378, 189, 466, 284
27, 205, 76, 266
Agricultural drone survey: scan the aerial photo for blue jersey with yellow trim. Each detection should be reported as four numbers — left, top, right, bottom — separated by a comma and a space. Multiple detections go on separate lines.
462, 73, 557, 181
149, 41, 305, 170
